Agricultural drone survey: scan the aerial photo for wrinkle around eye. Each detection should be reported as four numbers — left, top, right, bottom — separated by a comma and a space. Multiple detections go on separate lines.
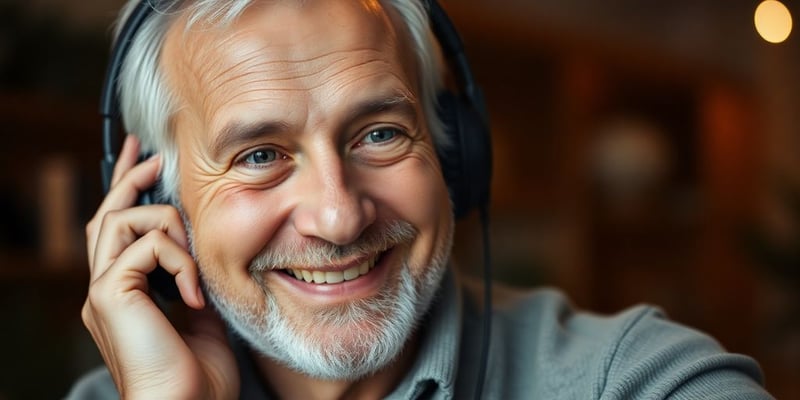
229, 150, 295, 189
351, 129, 416, 166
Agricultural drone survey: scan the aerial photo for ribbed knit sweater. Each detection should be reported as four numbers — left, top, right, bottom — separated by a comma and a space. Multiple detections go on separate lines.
67, 269, 773, 399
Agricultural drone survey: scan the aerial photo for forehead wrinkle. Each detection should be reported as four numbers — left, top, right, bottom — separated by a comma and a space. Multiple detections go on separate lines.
214, 62, 412, 121
322, 60, 405, 91
164, 31, 232, 133
187, 39, 269, 125
211, 46, 391, 90
179, 6, 404, 113
318, 73, 417, 114
261, 60, 400, 101
204, 52, 402, 123
164, 0, 420, 147
205, 49, 361, 106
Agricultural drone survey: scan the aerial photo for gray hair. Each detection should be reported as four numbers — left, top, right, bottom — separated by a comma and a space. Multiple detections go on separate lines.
114, 0, 446, 204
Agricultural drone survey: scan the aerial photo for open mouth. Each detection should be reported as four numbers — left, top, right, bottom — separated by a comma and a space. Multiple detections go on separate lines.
283, 251, 385, 284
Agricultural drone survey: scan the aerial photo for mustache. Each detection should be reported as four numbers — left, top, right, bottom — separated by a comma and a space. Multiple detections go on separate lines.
249, 220, 416, 272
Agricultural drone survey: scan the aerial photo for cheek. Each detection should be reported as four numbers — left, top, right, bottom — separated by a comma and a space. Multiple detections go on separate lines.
387, 167, 448, 224
367, 155, 452, 263
191, 188, 282, 280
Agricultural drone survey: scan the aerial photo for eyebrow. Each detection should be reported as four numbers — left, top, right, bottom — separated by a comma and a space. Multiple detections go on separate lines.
210, 119, 291, 161
337, 93, 419, 139
209, 93, 417, 161
345, 94, 417, 126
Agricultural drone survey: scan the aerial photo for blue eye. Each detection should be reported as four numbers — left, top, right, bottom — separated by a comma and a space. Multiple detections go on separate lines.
362, 128, 399, 144
244, 149, 278, 164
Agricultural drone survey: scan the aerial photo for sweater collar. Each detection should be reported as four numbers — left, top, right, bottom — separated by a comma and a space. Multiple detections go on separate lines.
386, 267, 463, 399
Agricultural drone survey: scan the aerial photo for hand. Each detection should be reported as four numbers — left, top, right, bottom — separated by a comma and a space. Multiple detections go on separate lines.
82, 135, 239, 399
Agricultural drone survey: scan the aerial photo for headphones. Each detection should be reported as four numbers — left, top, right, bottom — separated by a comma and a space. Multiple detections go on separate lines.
100, 1, 493, 398
100, 0, 492, 218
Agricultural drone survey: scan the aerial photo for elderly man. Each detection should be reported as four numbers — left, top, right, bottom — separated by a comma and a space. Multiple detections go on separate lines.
70, 0, 773, 399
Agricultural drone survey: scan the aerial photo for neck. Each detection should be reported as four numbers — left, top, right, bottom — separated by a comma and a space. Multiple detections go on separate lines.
253, 335, 419, 400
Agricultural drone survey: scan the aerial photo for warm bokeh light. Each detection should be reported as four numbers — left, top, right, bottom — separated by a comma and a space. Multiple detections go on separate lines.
754, 0, 793, 43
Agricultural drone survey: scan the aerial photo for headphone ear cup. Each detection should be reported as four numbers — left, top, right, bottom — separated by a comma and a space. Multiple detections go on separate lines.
436, 91, 467, 218
436, 90, 492, 218
457, 92, 492, 215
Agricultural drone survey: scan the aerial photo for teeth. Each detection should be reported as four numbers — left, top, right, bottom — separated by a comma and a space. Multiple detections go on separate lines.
343, 265, 360, 280
287, 256, 378, 284
325, 271, 344, 284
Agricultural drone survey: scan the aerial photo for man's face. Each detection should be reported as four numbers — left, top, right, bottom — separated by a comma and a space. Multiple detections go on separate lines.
161, 0, 453, 379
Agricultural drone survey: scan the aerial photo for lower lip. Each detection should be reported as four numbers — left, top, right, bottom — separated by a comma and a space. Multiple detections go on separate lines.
268, 249, 394, 303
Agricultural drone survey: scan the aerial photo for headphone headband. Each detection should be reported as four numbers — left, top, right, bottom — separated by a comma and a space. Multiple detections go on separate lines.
100, 0, 492, 216
100, 1, 157, 193
426, 0, 487, 125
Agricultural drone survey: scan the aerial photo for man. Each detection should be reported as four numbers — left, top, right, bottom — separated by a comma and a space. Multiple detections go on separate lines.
71, 0, 774, 399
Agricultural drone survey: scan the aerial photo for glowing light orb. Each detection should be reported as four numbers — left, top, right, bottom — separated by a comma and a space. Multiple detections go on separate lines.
755, 0, 793, 44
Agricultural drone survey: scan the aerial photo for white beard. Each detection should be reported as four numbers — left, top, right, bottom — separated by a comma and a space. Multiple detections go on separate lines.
187, 218, 452, 381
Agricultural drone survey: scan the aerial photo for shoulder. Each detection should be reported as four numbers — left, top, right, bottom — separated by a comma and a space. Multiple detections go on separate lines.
464, 278, 659, 349
492, 284, 667, 349
64, 366, 119, 400
461, 279, 773, 399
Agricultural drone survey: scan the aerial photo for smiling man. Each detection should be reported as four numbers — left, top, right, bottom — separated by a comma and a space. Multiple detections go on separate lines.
80, 0, 452, 398
162, 0, 453, 385
70, 1, 774, 399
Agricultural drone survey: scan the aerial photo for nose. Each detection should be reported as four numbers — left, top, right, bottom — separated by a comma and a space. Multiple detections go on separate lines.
292, 156, 376, 246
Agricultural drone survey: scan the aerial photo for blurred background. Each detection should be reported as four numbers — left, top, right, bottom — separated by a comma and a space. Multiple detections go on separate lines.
0, 0, 798, 398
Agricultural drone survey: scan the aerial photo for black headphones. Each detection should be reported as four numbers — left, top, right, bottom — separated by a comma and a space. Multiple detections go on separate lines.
100, 1, 493, 398
100, 0, 492, 218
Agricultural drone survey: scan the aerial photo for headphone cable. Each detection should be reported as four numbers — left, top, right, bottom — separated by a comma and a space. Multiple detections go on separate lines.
473, 204, 493, 399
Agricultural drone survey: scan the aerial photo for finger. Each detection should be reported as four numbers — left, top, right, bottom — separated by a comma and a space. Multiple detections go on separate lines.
83, 269, 198, 396
86, 155, 161, 264
91, 204, 189, 279
94, 229, 204, 309
111, 134, 141, 187
102, 153, 161, 216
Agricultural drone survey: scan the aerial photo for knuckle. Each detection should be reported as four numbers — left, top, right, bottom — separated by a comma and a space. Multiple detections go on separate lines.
80, 301, 94, 326
85, 218, 98, 238
101, 209, 123, 227
86, 273, 119, 310
86, 281, 107, 308
165, 205, 181, 221
139, 230, 169, 256
142, 229, 167, 243
116, 164, 135, 182
101, 209, 134, 238
155, 205, 181, 223
83, 286, 108, 326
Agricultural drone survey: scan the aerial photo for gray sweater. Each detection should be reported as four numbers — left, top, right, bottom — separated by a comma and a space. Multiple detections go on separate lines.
67, 270, 773, 399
